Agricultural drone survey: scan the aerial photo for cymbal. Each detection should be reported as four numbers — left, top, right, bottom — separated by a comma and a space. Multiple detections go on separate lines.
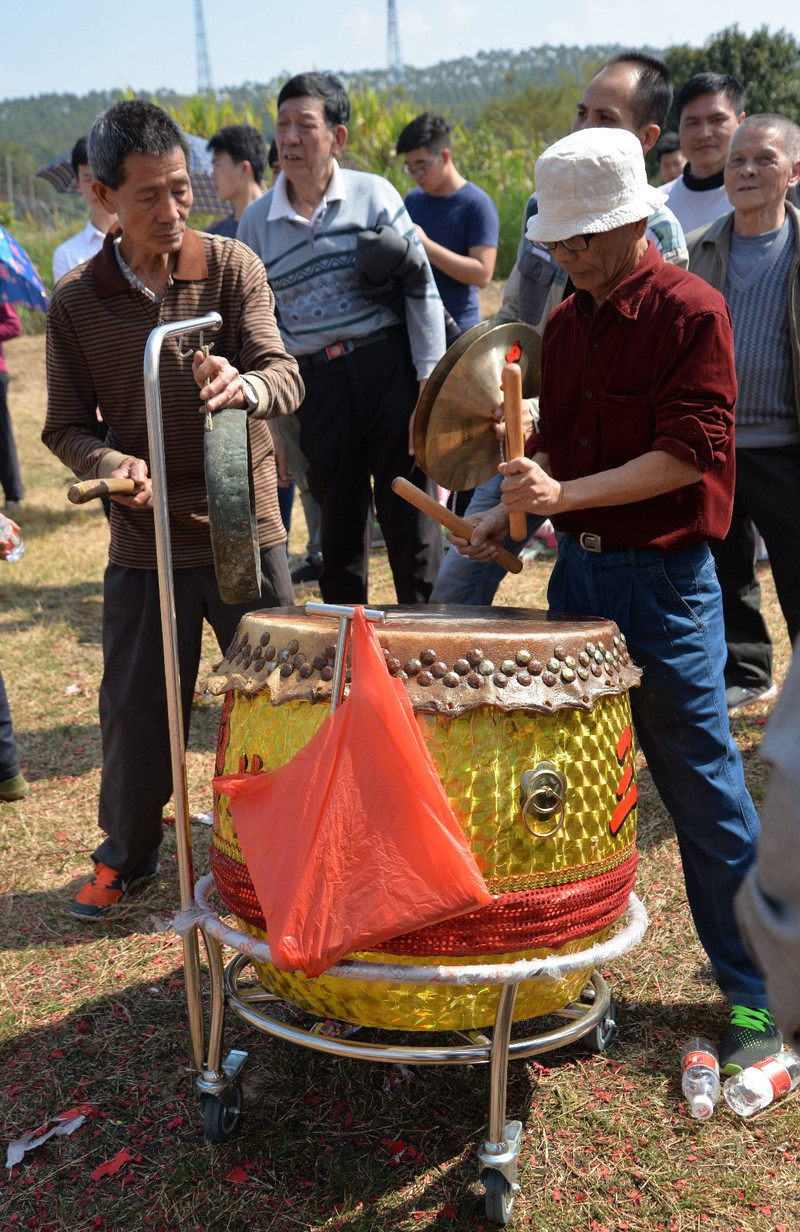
414, 322, 542, 491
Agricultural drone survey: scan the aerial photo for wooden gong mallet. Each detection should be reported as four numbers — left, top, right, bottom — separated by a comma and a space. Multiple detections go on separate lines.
501, 361, 528, 542
391, 477, 523, 575
67, 478, 139, 504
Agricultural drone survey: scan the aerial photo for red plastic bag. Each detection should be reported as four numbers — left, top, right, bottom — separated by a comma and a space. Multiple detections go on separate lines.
214, 607, 492, 977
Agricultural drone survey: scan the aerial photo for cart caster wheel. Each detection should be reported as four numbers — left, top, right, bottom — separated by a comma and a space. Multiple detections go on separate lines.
484, 1169, 516, 1225
587, 993, 618, 1053
201, 1084, 242, 1143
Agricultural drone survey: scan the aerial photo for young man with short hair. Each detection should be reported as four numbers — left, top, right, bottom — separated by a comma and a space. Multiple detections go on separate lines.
207, 124, 267, 238
396, 113, 498, 332
52, 136, 117, 283
662, 72, 745, 232
655, 131, 686, 184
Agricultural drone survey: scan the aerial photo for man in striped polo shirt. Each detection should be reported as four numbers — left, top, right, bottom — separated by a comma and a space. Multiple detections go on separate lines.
44, 101, 304, 920
688, 115, 800, 711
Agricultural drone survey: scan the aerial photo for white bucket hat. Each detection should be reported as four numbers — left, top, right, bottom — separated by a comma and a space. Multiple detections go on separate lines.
525, 128, 667, 244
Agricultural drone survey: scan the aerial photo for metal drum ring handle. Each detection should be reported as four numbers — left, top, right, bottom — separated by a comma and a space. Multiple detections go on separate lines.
519, 762, 567, 839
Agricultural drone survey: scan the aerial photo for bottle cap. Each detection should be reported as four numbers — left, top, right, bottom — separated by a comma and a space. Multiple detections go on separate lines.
691, 1093, 714, 1120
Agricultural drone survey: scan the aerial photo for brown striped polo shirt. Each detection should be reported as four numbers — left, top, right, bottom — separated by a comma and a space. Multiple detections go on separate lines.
44, 227, 304, 569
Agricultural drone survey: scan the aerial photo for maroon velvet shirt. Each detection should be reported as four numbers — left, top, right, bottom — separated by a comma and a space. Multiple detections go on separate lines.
529, 241, 737, 551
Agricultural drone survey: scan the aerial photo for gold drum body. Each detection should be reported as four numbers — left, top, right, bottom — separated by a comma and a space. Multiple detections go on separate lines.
207, 606, 641, 1031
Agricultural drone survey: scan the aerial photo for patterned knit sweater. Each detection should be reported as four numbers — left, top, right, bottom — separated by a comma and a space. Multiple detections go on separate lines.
238, 166, 445, 379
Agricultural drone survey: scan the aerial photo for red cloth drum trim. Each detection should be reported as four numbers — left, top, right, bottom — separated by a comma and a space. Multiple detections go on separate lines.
209, 845, 638, 957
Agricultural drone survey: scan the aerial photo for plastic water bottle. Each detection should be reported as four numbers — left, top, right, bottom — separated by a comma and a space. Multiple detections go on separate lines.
681, 1036, 721, 1120
0, 513, 24, 563
723, 1047, 800, 1117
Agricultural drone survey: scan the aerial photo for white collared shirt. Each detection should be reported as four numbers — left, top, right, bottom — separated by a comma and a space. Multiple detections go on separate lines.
52, 219, 109, 284
267, 161, 346, 227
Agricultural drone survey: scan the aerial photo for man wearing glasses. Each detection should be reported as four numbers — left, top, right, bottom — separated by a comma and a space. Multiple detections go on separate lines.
430, 52, 687, 604
396, 113, 499, 333
449, 127, 780, 1076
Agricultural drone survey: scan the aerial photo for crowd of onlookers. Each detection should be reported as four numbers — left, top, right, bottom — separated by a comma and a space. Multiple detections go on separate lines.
1, 54, 799, 1060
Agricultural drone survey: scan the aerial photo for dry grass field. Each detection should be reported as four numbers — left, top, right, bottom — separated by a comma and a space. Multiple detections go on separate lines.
0, 328, 796, 1232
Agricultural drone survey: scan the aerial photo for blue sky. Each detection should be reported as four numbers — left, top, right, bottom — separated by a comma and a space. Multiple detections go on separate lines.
4, 1, 798, 101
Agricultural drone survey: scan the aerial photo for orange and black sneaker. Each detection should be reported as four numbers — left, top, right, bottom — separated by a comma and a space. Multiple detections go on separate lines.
70, 862, 158, 921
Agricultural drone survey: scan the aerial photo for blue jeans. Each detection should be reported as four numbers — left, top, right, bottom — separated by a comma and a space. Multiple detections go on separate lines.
430, 472, 544, 605
548, 536, 766, 1008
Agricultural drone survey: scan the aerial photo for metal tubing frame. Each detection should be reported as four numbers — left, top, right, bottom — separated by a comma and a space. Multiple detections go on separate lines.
487, 984, 519, 1145
304, 602, 387, 714
219, 953, 611, 1066
143, 312, 222, 1072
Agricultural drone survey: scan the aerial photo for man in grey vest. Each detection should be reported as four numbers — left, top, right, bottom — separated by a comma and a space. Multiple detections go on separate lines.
688, 115, 800, 711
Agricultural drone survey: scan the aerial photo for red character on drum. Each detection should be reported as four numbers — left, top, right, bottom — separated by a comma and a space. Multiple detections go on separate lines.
449, 127, 780, 1077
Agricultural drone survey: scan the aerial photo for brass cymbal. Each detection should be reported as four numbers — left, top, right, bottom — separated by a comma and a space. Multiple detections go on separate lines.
414, 322, 542, 491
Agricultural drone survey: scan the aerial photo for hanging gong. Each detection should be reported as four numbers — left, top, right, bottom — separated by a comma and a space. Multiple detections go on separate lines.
413, 321, 542, 491
204, 406, 262, 604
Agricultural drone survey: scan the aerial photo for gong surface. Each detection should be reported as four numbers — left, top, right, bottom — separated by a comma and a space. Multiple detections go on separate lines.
414, 322, 542, 490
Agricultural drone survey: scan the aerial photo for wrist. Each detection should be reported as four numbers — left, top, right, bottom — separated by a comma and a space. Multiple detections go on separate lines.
240, 377, 259, 413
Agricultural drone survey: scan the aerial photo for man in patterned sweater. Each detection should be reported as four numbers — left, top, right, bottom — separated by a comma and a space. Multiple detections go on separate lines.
44, 101, 304, 919
688, 115, 800, 711
238, 73, 446, 606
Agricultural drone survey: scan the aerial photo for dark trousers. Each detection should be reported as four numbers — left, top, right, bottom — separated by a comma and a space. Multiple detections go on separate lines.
94, 546, 293, 876
711, 444, 800, 690
0, 373, 23, 503
0, 670, 20, 781
298, 329, 443, 605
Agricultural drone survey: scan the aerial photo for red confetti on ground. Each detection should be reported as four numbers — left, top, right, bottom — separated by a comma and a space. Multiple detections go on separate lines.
90, 1148, 131, 1182
225, 1166, 250, 1183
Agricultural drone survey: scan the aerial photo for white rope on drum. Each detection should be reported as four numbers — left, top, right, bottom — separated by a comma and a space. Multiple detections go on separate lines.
171, 873, 648, 989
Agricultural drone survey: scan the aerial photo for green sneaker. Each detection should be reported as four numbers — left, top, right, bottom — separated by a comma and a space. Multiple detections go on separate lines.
0, 772, 28, 801
719, 1005, 782, 1076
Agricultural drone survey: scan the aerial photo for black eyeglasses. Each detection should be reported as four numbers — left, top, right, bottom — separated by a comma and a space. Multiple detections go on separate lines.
532, 234, 592, 253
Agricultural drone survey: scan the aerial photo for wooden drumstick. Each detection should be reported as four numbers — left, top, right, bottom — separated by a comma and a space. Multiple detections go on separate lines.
67, 478, 138, 505
502, 362, 528, 542
391, 476, 523, 575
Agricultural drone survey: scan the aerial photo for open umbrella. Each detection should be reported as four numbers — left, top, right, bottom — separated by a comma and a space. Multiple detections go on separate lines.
36, 134, 230, 217
0, 226, 49, 313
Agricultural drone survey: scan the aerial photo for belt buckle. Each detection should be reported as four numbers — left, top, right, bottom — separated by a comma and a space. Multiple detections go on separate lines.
578, 532, 602, 553
324, 340, 354, 361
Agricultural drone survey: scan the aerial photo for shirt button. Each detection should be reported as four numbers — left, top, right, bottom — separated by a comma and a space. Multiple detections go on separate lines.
586, 390, 592, 398
580, 437, 589, 446
591, 340, 599, 349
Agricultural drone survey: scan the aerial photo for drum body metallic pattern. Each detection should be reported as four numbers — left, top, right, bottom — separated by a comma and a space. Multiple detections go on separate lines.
207, 606, 641, 1030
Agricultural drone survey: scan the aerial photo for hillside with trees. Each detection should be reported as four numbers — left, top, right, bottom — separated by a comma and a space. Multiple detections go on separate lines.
3, 26, 799, 278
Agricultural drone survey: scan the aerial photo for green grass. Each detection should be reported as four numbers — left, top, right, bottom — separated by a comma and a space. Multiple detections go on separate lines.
0, 331, 797, 1232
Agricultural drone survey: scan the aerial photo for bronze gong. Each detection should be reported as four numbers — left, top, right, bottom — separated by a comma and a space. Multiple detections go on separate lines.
413, 322, 542, 491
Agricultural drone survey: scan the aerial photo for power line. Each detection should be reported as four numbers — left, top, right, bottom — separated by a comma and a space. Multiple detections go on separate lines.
195, 0, 214, 95
387, 0, 403, 76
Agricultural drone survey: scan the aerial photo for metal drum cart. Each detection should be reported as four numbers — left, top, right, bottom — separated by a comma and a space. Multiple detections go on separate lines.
143, 317, 649, 1226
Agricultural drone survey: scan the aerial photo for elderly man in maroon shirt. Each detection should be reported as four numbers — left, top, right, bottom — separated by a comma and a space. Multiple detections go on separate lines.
450, 127, 777, 1075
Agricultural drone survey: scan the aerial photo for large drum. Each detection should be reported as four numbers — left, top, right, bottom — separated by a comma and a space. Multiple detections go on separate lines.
207, 606, 641, 1031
